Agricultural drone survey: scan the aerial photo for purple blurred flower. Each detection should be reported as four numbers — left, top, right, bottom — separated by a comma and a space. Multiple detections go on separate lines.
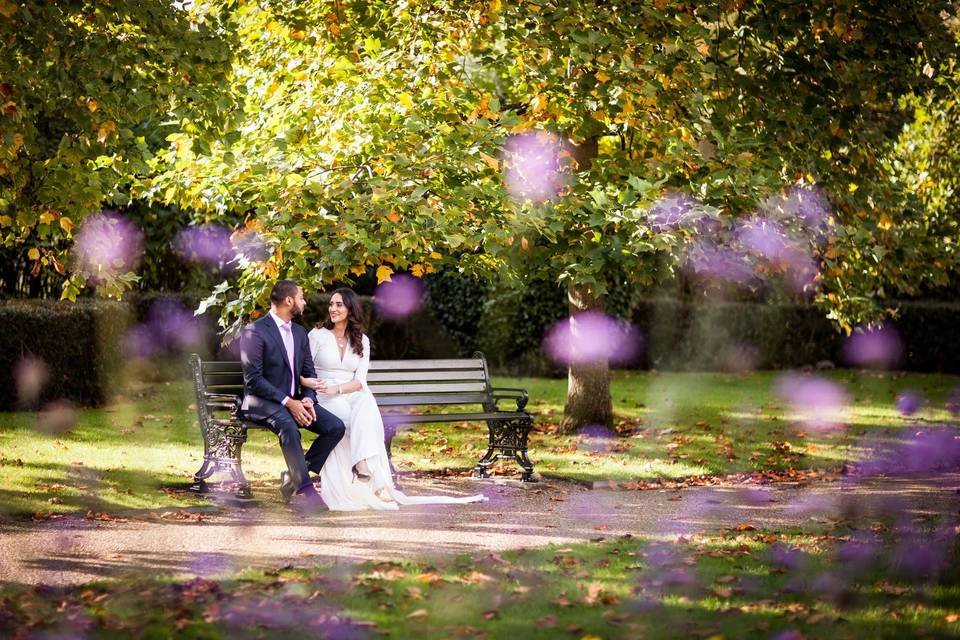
14, 355, 49, 406
72, 211, 144, 279
945, 386, 960, 416
501, 132, 565, 202
684, 241, 758, 286
125, 298, 204, 358
736, 219, 792, 261
374, 274, 425, 320
36, 400, 78, 435
783, 186, 833, 237
843, 324, 902, 370
649, 192, 701, 231
175, 224, 234, 265
542, 311, 642, 366
857, 427, 960, 476
233, 229, 269, 263
895, 390, 922, 417
767, 543, 807, 571
776, 373, 850, 431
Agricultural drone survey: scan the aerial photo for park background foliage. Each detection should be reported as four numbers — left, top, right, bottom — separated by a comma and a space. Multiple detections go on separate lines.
1, 1, 959, 425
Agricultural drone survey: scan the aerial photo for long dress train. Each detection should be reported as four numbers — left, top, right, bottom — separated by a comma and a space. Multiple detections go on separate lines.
307, 327, 487, 511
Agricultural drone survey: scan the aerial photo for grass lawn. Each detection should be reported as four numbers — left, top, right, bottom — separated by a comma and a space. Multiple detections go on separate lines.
0, 370, 957, 519
2, 520, 958, 638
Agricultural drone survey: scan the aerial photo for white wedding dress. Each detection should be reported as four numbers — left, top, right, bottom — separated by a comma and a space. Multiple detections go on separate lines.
307, 327, 487, 510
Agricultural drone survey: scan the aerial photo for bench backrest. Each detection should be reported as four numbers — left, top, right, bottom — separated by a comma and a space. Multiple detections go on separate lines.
189, 353, 494, 410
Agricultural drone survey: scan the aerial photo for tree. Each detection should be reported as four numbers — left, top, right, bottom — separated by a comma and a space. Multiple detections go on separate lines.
153, 1, 956, 431
0, 0, 233, 298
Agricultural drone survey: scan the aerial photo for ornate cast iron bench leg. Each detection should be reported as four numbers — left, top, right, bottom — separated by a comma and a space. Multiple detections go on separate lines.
474, 417, 536, 481
513, 417, 535, 481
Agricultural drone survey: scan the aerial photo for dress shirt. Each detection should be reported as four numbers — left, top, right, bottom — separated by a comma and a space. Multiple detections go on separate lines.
269, 310, 296, 401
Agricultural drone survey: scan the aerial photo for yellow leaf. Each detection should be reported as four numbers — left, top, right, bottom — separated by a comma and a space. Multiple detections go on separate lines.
97, 121, 116, 144
387, 210, 402, 223
878, 213, 894, 231
530, 93, 548, 114
60, 217, 74, 233
52, 257, 66, 275
39, 211, 58, 225
28, 248, 40, 260
376, 265, 393, 284
847, 182, 858, 193
411, 263, 425, 277
0, 0, 17, 18
11, 132, 23, 152
429, 251, 441, 260
479, 152, 500, 171
350, 264, 366, 276
86, 98, 99, 113
594, 71, 610, 83
398, 93, 414, 110
0, 214, 11, 226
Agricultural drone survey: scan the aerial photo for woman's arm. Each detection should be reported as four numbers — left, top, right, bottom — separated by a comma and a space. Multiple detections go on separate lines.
337, 335, 370, 395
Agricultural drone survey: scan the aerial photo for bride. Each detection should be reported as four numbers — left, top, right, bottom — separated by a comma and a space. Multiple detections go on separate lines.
300, 287, 487, 510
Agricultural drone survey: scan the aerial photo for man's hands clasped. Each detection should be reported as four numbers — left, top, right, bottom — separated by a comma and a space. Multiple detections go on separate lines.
286, 397, 316, 426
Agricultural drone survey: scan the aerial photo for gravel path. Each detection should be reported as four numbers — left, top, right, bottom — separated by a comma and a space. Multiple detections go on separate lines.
1, 473, 957, 587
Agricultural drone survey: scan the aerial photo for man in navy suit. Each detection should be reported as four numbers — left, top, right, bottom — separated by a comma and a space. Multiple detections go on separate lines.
240, 279, 345, 508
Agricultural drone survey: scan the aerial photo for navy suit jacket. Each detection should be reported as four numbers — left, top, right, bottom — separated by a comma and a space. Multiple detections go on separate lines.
240, 314, 318, 413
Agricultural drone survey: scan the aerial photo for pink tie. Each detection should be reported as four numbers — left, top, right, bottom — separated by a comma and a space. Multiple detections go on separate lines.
280, 323, 295, 397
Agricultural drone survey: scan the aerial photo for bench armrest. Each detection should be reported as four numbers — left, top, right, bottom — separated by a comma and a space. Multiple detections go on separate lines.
490, 387, 529, 411
203, 392, 242, 418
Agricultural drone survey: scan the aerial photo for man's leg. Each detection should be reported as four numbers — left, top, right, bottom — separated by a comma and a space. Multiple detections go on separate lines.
304, 404, 346, 475
247, 402, 312, 493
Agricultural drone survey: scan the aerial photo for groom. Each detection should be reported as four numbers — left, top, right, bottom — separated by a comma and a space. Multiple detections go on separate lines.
240, 279, 345, 508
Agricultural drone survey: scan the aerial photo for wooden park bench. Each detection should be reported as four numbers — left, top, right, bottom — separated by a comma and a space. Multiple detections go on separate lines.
189, 352, 536, 498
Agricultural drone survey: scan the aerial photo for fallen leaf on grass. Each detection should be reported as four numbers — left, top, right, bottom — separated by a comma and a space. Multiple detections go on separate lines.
946, 613, 959, 623
407, 609, 428, 619
536, 615, 558, 627
160, 511, 206, 522
552, 594, 575, 608
481, 610, 498, 620
733, 523, 756, 532
84, 511, 126, 522
405, 586, 423, 600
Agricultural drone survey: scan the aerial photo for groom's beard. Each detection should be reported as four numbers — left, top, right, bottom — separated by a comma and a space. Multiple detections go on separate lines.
291, 305, 304, 318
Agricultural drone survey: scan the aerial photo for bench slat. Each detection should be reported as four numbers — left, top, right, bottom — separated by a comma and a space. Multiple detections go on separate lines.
203, 373, 245, 387
200, 361, 244, 373
368, 382, 487, 394
366, 369, 487, 382
374, 393, 491, 406
381, 411, 529, 424
368, 359, 485, 370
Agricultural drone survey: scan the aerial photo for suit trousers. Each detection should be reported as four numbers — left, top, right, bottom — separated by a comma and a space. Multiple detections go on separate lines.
243, 399, 346, 492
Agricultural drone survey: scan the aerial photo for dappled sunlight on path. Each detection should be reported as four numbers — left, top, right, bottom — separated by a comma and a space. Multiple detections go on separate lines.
1, 473, 958, 587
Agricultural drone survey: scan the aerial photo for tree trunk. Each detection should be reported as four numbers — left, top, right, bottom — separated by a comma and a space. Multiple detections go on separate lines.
559, 283, 613, 434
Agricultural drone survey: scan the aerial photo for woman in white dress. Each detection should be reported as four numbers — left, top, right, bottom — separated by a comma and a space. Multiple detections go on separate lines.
301, 288, 487, 511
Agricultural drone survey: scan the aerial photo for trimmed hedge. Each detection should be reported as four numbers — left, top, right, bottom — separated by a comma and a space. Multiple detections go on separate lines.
0, 300, 131, 410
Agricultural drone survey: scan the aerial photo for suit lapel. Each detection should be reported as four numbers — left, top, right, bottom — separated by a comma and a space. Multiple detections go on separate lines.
261, 316, 291, 370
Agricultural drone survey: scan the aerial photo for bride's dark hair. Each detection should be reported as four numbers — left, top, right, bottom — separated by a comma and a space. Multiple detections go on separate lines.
322, 287, 365, 357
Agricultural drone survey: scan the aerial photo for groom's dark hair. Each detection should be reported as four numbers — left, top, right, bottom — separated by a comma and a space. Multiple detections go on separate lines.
269, 279, 300, 305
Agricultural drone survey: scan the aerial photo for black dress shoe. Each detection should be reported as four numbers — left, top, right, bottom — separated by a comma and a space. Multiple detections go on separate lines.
291, 485, 327, 512
279, 471, 295, 502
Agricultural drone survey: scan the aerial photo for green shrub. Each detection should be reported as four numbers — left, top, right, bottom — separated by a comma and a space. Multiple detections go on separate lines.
0, 300, 131, 410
